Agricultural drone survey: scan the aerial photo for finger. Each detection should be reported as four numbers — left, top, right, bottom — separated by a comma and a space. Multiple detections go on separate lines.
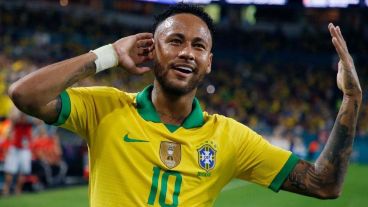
135, 33, 153, 40
137, 47, 151, 56
147, 51, 154, 60
336, 26, 348, 49
328, 23, 336, 38
328, 23, 343, 43
136, 39, 154, 48
135, 54, 153, 64
329, 25, 344, 49
329, 24, 348, 53
329, 24, 342, 43
332, 37, 348, 63
336, 26, 345, 42
137, 44, 154, 55
148, 44, 155, 52
332, 26, 346, 50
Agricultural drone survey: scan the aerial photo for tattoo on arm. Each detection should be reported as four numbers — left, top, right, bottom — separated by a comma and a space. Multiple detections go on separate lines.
42, 61, 95, 123
56, 95, 62, 116
42, 96, 62, 124
282, 98, 360, 198
65, 61, 96, 87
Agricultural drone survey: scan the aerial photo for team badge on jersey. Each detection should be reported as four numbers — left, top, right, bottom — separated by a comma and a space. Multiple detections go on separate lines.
160, 141, 181, 169
197, 144, 216, 172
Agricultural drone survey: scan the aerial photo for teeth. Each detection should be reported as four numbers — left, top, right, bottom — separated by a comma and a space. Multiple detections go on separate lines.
176, 66, 193, 72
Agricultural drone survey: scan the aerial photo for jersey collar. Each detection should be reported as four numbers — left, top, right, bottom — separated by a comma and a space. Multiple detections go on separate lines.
136, 85, 204, 129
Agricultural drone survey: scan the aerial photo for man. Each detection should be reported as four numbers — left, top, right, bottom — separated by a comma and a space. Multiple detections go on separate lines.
8, 4, 361, 207
32, 124, 67, 187
2, 107, 33, 195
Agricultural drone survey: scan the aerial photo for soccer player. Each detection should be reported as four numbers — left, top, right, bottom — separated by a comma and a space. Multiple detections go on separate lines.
7, 4, 361, 207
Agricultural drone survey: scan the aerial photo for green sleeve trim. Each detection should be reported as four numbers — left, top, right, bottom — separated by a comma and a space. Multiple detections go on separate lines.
269, 154, 299, 192
53, 90, 71, 126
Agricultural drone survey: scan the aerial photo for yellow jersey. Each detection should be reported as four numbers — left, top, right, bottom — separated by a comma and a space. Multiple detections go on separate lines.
0, 95, 13, 118
54, 85, 299, 207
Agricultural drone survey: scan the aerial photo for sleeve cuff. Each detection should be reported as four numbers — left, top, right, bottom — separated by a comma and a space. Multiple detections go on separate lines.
52, 90, 71, 126
268, 153, 299, 192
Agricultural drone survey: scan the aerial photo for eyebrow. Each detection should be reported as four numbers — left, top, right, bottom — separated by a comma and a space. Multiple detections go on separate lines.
192, 37, 207, 44
168, 33, 185, 39
168, 33, 208, 46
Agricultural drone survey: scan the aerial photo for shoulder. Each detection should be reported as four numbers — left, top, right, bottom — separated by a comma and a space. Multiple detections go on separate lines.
66, 86, 137, 104
203, 112, 248, 128
203, 112, 256, 137
67, 86, 124, 97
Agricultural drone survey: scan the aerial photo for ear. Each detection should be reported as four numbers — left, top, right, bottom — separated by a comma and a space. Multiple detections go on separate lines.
206, 53, 213, 74
152, 36, 157, 58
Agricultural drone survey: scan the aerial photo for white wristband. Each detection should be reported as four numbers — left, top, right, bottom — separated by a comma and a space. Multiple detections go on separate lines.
91, 44, 118, 73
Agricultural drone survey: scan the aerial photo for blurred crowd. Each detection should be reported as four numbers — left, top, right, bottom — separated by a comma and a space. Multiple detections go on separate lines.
1, 1, 368, 194
0, 104, 67, 195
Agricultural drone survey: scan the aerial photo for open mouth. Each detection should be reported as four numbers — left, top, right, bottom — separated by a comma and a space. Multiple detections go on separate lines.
173, 66, 193, 74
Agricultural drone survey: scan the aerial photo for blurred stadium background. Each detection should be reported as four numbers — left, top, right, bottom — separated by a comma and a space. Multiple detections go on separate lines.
0, 0, 368, 206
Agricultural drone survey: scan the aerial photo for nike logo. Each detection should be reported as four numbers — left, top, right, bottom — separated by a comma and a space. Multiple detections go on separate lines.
123, 134, 149, 143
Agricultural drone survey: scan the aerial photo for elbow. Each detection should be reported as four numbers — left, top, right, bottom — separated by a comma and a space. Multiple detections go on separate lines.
8, 82, 34, 111
8, 82, 24, 106
316, 189, 341, 200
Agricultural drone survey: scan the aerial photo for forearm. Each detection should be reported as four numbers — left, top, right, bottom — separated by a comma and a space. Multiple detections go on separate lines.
282, 95, 361, 199
314, 95, 360, 193
8, 52, 96, 120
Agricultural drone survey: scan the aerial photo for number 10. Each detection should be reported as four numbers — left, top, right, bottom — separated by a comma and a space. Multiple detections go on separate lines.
147, 166, 182, 207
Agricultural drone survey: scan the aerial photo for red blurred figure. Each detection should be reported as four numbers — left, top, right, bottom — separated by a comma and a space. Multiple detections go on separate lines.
2, 107, 33, 195
31, 125, 67, 187
307, 140, 320, 161
0, 119, 11, 162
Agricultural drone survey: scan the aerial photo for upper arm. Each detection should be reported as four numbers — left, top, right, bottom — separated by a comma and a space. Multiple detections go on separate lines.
8, 93, 61, 124
18, 96, 62, 125
233, 122, 295, 189
281, 159, 340, 199
38, 96, 62, 124
54, 87, 125, 140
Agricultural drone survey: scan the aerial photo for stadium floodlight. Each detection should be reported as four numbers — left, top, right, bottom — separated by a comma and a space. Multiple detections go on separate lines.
138, 0, 219, 4
225, 0, 286, 5
303, 0, 359, 8
139, 0, 286, 4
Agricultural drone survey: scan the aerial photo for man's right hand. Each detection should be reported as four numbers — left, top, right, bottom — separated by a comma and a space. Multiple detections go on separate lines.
113, 33, 154, 75
8, 33, 155, 124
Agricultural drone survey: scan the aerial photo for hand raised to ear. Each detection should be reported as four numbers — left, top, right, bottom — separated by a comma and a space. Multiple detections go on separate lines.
113, 33, 154, 75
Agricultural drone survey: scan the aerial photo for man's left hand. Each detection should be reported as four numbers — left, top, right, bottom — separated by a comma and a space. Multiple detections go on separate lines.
329, 23, 362, 98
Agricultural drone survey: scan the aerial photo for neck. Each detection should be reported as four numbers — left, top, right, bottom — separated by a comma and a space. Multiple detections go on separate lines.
151, 81, 196, 126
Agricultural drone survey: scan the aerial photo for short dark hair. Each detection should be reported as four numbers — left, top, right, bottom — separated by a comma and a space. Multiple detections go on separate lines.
152, 3, 214, 38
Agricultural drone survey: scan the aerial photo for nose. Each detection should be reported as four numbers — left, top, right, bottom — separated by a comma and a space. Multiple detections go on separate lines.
178, 43, 195, 61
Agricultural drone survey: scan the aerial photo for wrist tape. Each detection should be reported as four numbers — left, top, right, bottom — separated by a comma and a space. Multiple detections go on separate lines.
91, 44, 118, 73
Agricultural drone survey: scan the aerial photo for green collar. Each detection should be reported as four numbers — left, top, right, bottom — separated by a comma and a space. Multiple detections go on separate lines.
136, 85, 204, 129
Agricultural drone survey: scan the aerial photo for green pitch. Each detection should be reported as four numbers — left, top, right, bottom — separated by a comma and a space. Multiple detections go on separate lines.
1, 164, 366, 207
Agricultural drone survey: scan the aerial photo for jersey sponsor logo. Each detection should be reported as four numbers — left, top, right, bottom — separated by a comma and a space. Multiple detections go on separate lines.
123, 134, 149, 143
159, 141, 181, 169
197, 144, 216, 172
197, 171, 211, 177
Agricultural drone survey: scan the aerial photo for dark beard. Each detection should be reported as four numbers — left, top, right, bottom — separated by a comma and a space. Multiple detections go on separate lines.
153, 61, 205, 96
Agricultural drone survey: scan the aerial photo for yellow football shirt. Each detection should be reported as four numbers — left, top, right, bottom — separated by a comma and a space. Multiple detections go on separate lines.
54, 85, 299, 207
0, 95, 13, 118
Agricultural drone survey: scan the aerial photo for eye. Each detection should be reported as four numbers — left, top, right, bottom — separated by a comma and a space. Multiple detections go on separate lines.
194, 43, 206, 50
170, 38, 182, 45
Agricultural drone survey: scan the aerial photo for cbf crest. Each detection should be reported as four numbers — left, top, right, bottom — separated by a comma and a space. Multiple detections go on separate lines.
197, 143, 217, 172
160, 141, 181, 169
